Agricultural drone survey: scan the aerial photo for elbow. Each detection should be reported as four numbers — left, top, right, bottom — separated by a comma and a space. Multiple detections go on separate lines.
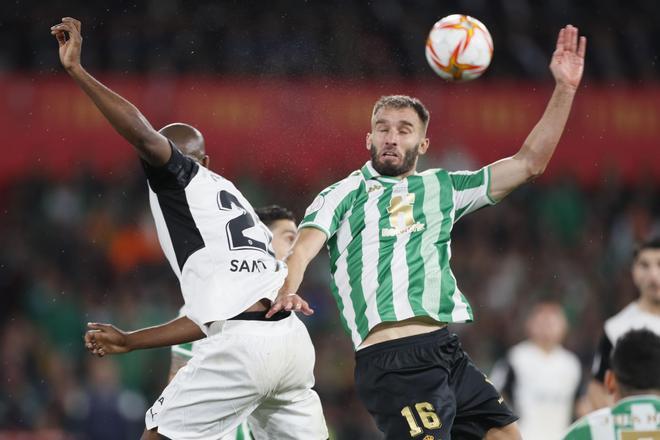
527, 163, 546, 180
523, 155, 547, 180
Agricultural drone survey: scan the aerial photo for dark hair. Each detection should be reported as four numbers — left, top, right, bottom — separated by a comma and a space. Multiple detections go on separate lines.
255, 205, 296, 227
372, 95, 430, 128
633, 236, 660, 260
611, 329, 660, 394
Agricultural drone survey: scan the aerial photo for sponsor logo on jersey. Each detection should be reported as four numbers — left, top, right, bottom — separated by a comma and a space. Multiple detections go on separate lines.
382, 193, 425, 237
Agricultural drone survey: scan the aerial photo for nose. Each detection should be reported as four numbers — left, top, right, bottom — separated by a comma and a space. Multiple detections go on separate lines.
384, 130, 398, 146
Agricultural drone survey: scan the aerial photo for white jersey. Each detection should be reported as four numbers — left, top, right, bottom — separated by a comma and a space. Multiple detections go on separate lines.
491, 340, 582, 440
143, 142, 287, 331
592, 302, 660, 381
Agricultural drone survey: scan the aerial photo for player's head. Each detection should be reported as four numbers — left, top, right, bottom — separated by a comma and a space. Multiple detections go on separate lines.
367, 95, 430, 178
632, 236, 660, 308
158, 123, 209, 168
525, 301, 568, 350
605, 329, 660, 400
255, 205, 297, 260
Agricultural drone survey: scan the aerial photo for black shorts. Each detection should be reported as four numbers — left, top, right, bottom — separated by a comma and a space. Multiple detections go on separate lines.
355, 328, 518, 440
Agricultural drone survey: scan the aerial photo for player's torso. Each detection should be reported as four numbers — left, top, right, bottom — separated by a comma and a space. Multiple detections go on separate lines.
328, 170, 473, 347
148, 166, 278, 279
332, 172, 454, 258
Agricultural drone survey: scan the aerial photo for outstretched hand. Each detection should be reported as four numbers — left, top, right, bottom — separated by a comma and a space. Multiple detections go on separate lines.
84, 322, 130, 357
550, 25, 586, 90
50, 17, 83, 71
265, 292, 315, 318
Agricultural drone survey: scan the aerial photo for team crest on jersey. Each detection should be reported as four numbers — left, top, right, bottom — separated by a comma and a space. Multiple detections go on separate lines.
382, 193, 425, 237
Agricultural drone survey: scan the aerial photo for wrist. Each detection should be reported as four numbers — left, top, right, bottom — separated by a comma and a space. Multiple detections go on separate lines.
123, 331, 137, 352
554, 81, 578, 95
65, 63, 83, 76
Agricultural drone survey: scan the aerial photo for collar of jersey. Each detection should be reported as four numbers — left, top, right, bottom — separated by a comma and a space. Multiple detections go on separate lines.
360, 161, 411, 184
616, 394, 660, 405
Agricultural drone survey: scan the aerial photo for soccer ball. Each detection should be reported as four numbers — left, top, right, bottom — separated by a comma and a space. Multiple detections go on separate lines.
425, 14, 493, 82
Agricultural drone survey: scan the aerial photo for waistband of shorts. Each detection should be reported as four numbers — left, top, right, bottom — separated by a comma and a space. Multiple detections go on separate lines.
356, 327, 452, 359
228, 310, 291, 321
207, 311, 300, 337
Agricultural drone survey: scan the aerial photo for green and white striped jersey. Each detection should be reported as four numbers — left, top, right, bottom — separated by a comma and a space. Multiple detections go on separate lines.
563, 395, 660, 440
300, 161, 496, 348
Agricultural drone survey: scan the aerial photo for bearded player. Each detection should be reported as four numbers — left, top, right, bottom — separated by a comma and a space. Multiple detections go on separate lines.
268, 25, 586, 439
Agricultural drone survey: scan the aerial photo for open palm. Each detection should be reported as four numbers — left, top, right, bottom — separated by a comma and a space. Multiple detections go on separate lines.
550, 25, 586, 89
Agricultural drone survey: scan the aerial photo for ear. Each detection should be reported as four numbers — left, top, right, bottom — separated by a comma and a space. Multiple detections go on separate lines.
604, 370, 618, 397
418, 137, 430, 156
366, 132, 372, 151
202, 155, 210, 169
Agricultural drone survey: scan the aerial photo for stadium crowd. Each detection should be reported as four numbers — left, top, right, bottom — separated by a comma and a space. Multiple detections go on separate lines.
2, 0, 658, 79
1, 159, 658, 437
1, 0, 659, 438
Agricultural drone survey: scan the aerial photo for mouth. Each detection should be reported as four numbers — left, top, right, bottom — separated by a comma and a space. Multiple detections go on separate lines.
380, 151, 400, 160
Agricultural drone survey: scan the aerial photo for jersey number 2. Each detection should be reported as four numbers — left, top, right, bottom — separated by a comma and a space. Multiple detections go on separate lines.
217, 190, 273, 256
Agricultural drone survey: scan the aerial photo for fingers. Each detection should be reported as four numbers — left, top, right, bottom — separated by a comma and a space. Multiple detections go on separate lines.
265, 294, 314, 318
265, 300, 284, 318
557, 25, 583, 55
87, 322, 109, 331
300, 300, 315, 316
83, 329, 105, 357
54, 30, 67, 46
62, 17, 82, 33
577, 36, 587, 59
555, 28, 565, 52
567, 25, 578, 53
50, 20, 81, 41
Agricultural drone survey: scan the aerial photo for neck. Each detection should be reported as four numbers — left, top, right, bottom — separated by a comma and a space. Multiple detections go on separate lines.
534, 340, 559, 353
396, 168, 417, 179
638, 297, 660, 315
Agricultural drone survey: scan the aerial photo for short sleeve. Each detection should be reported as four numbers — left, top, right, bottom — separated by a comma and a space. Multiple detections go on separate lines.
562, 419, 592, 440
141, 140, 199, 192
298, 177, 362, 240
449, 166, 496, 222
489, 357, 516, 405
591, 332, 613, 383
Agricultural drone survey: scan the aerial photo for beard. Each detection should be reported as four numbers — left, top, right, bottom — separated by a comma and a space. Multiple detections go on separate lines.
370, 143, 420, 177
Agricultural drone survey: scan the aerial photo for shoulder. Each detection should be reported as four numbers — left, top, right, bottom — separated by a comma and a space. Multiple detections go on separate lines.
604, 302, 640, 342
563, 412, 596, 440
509, 340, 533, 359
613, 395, 660, 411
313, 171, 364, 205
322, 170, 363, 193
558, 346, 581, 365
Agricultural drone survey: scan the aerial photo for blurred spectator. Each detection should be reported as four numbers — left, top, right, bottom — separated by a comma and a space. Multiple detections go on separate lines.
0, 162, 658, 436
491, 302, 583, 440
2, 0, 659, 80
581, 237, 660, 415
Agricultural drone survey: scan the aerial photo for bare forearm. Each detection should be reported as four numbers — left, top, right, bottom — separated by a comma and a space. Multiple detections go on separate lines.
66, 64, 167, 165
125, 316, 204, 351
514, 84, 577, 175
280, 245, 313, 295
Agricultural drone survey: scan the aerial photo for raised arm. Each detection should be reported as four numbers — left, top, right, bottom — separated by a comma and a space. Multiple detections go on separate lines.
84, 316, 204, 357
489, 25, 586, 201
50, 17, 171, 166
265, 227, 327, 318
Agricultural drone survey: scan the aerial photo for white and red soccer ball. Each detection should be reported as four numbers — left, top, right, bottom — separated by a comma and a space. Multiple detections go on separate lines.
425, 14, 493, 82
